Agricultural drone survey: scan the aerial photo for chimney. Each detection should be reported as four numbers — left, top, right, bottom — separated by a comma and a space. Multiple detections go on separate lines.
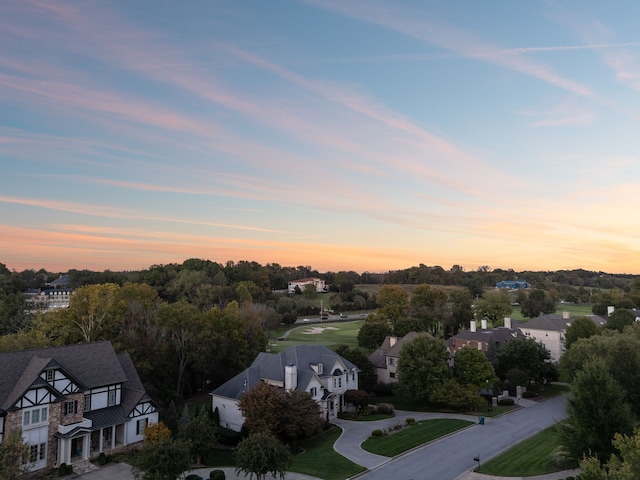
284, 364, 297, 391
470, 320, 477, 333
504, 317, 512, 329
481, 319, 487, 330
607, 306, 615, 317
562, 311, 570, 320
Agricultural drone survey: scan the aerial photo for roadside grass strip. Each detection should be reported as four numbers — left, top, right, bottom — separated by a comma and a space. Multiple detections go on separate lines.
475, 425, 560, 476
291, 427, 366, 480
361, 418, 473, 457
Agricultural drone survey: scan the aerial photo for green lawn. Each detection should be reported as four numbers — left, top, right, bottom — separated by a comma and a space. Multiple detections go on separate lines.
475, 425, 561, 476
290, 427, 365, 480
510, 303, 595, 321
269, 320, 364, 353
361, 419, 473, 457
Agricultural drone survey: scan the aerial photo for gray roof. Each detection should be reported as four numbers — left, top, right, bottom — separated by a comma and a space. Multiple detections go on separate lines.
368, 331, 422, 369
118, 353, 155, 416
84, 405, 128, 430
514, 314, 606, 332
211, 344, 358, 401
0, 341, 129, 413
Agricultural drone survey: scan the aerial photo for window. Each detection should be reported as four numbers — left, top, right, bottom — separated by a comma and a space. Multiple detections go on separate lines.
338, 377, 342, 388
107, 390, 116, 407
309, 387, 317, 396
83, 395, 91, 412
23, 407, 48, 428
63, 400, 78, 416
46, 370, 54, 382
389, 372, 396, 379
30, 444, 38, 463
136, 418, 148, 435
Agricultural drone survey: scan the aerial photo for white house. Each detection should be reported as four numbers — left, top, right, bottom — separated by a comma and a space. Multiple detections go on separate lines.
210, 344, 359, 431
511, 313, 606, 362
0, 342, 158, 472
287, 277, 327, 294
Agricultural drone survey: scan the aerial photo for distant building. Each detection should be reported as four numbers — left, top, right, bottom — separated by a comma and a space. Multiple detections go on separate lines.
25, 289, 73, 310
495, 280, 530, 289
287, 277, 327, 294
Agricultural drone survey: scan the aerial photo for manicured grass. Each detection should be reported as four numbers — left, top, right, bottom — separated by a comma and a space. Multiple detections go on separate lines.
511, 303, 595, 321
475, 425, 560, 476
269, 320, 364, 353
361, 419, 473, 457
291, 427, 365, 480
370, 393, 517, 418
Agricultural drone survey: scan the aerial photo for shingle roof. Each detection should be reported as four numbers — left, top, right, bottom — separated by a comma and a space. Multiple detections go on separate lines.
118, 353, 154, 416
368, 331, 423, 369
211, 344, 357, 401
0, 341, 128, 413
514, 314, 606, 332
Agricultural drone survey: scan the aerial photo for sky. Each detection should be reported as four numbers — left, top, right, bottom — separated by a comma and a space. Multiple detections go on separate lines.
2, 1, 640, 275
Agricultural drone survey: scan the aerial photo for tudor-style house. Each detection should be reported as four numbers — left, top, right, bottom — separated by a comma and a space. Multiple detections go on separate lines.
0, 341, 158, 472
211, 344, 358, 432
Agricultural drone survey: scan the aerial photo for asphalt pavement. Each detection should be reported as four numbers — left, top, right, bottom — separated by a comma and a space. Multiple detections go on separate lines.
78, 395, 573, 480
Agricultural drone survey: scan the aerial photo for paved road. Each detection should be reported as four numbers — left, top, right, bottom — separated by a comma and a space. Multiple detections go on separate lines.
353, 395, 568, 480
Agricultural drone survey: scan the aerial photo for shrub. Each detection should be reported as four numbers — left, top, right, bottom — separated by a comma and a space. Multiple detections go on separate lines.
405, 418, 416, 425
185, 475, 201, 480
98, 452, 107, 465
566, 477, 575, 480
371, 429, 385, 438
209, 470, 226, 480
498, 398, 515, 406
375, 403, 395, 415
522, 390, 537, 399
551, 446, 576, 470
58, 463, 67, 477
337, 411, 356, 420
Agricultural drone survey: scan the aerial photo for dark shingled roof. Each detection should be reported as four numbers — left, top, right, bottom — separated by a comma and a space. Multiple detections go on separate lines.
0, 341, 128, 413
514, 314, 606, 332
211, 344, 358, 401
368, 331, 423, 369
118, 353, 155, 416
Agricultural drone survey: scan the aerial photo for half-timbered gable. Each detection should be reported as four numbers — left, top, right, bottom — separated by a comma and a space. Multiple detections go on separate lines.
0, 342, 158, 472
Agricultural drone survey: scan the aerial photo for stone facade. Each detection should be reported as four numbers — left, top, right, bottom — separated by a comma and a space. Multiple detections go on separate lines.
47, 402, 62, 468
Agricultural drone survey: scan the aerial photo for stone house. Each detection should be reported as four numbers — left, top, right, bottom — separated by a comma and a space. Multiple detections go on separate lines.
211, 344, 358, 432
368, 331, 422, 384
0, 341, 158, 472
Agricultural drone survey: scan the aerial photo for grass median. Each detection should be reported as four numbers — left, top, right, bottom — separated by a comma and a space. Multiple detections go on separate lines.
475, 425, 561, 476
361, 418, 473, 457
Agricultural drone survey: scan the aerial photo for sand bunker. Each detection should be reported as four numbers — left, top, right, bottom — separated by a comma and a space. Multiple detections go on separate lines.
301, 326, 339, 335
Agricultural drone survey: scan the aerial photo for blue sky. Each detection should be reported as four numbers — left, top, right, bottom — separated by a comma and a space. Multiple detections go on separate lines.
1, 1, 640, 274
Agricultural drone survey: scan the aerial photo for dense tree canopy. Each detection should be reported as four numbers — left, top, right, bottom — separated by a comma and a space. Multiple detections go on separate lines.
473, 289, 512, 326
494, 338, 554, 386
564, 316, 601, 349
520, 289, 556, 318
234, 432, 292, 480
397, 334, 450, 403
453, 347, 497, 389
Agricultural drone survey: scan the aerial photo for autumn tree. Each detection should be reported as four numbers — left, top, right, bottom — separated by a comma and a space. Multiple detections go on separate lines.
234, 432, 292, 480
376, 285, 409, 327
143, 421, 172, 444
494, 338, 554, 386
473, 289, 512, 326
397, 334, 450, 403
65, 283, 121, 342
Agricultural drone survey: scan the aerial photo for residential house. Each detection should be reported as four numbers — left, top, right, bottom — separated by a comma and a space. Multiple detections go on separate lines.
0, 342, 158, 472
512, 312, 606, 362
287, 277, 327, 294
368, 331, 421, 384
210, 344, 358, 432
448, 320, 521, 356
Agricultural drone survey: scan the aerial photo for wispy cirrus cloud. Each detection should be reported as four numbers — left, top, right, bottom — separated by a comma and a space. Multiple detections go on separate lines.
303, 0, 591, 96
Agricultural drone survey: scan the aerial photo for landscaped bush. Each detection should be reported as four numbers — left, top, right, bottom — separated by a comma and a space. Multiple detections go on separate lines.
185, 474, 202, 480
375, 403, 394, 415
551, 446, 576, 469
209, 470, 225, 480
337, 411, 357, 420
405, 418, 416, 425
522, 390, 537, 399
371, 429, 385, 438
58, 463, 67, 477
98, 452, 108, 465
498, 398, 515, 406
65, 464, 73, 475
